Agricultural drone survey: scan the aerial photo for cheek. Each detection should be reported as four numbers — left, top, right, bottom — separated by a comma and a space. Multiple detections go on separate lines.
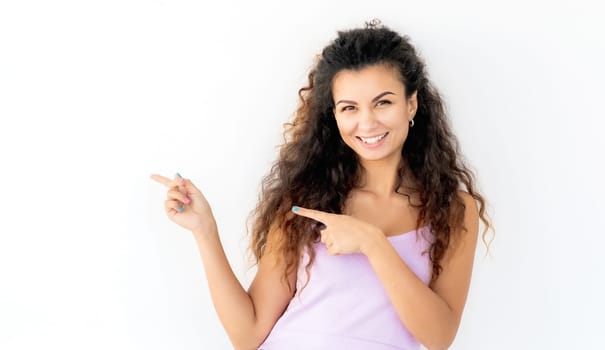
384, 111, 409, 132
335, 119, 356, 136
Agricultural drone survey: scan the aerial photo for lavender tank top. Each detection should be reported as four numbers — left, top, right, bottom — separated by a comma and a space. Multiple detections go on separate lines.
258, 226, 433, 350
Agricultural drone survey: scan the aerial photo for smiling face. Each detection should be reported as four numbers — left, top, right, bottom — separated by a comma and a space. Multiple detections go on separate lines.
332, 64, 417, 164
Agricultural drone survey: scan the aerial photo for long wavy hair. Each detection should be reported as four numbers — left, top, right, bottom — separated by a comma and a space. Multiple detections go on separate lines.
248, 21, 492, 291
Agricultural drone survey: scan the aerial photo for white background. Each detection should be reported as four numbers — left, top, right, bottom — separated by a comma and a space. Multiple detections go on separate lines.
1, 0, 603, 349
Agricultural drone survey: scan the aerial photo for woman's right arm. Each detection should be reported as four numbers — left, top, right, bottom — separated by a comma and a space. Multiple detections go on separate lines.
193, 220, 296, 350
150, 173, 296, 349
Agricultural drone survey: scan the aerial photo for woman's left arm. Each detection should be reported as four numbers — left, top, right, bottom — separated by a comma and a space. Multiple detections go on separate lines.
362, 191, 479, 350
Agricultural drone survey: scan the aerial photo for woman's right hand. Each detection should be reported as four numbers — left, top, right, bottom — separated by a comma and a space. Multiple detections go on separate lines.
150, 173, 216, 234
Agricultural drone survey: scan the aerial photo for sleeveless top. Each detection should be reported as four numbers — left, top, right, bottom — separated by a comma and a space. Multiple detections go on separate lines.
258, 226, 433, 350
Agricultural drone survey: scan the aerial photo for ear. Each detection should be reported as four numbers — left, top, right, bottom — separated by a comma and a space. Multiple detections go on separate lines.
408, 91, 418, 117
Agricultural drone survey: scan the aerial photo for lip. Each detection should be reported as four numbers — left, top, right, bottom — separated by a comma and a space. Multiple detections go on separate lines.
356, 132, 389, 149
357, 132, 388, 139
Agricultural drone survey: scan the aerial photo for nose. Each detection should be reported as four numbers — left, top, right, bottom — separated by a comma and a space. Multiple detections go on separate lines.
358, 106, 379, 128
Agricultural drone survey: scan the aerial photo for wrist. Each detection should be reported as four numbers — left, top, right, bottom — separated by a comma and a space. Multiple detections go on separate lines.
191, 221, 218, 240
361, 228, 388, 256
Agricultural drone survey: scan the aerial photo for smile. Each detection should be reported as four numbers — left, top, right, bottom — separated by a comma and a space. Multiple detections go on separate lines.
357, 132, 389, 144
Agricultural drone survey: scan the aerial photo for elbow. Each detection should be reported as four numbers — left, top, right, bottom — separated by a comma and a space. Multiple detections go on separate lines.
230, 331, 266, 350
232, 339, 260, 350
424, 338, 454, 350
425, 342, 453, 350
421, 321, 459, 350
423, 329, 457, 350
230, 336, 262, 350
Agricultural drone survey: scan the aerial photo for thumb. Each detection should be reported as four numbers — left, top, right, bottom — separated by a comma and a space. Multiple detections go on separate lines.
179, 177, 212, 213
180, 178, 202, 197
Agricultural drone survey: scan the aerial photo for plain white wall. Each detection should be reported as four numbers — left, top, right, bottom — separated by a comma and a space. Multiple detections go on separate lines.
1, 0, 603, 349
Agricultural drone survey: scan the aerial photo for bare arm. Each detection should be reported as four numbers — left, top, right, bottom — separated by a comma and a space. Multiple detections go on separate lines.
192, 221, 296, 350
150, 173, 296, 349
362, 191, 480, 349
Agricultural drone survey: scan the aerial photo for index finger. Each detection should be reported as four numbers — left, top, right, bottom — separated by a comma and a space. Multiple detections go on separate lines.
150, 173, 182, 189
291, 206, 332, 225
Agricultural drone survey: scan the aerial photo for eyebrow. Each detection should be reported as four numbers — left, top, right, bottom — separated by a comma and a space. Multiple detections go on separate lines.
335, 91, 396, 106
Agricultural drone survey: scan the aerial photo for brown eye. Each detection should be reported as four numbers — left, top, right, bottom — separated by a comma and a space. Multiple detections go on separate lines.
376, 100, 392, 106
341, 105, 355, 112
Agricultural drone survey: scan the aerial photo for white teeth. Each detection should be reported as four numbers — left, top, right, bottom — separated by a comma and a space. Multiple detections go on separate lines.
359, 133, 387, 144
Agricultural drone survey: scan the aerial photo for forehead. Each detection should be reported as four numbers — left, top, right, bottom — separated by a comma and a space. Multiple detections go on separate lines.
332, 64, 405, 99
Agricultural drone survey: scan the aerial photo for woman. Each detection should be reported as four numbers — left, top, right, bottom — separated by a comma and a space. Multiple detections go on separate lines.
151, 20, 491, 350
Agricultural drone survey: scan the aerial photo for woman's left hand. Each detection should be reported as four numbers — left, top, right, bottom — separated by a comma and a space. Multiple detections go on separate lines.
291, 205, 383, 256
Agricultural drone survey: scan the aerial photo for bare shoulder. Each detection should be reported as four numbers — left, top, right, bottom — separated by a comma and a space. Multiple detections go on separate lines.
444, 190, 480, 260
246, 217, 297, 346
457, 190, 479, 237
429, 190, 480, 323
459, 190, 479, 217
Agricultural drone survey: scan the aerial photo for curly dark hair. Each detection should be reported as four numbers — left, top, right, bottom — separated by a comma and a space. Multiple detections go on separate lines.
247, 21, 492, 291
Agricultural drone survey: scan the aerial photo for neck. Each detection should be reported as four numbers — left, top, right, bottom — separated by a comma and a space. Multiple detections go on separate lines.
357, 154, 404, 199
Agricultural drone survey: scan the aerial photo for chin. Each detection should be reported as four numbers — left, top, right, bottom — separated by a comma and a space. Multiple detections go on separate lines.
352, 148, 390, 161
